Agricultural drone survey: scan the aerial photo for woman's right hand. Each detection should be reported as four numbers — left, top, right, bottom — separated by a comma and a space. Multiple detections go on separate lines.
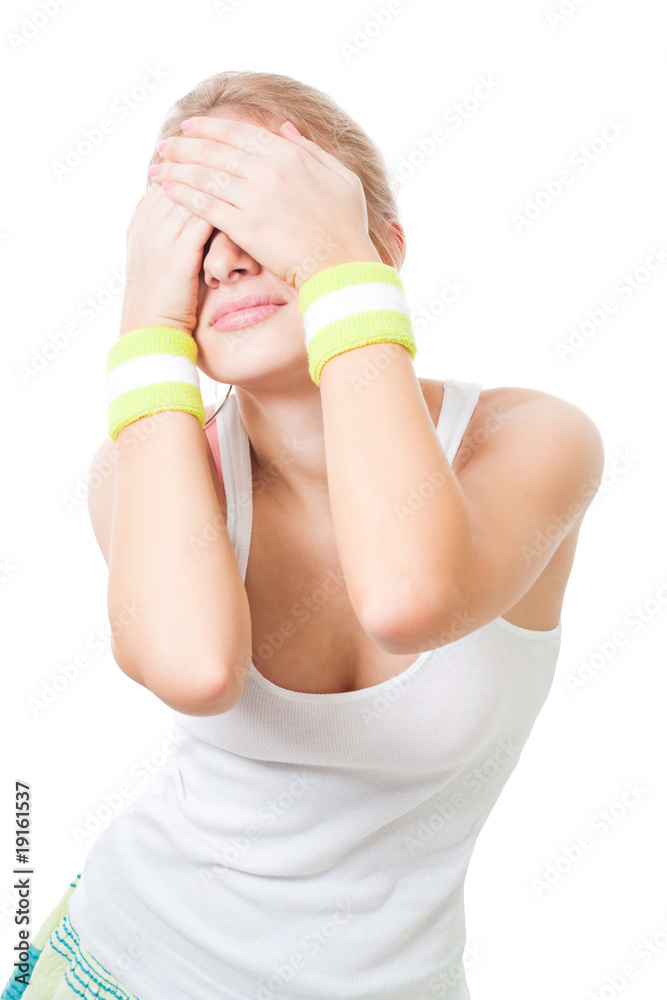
119, 179, 214, 338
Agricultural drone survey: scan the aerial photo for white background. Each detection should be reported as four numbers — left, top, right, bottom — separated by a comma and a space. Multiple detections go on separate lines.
1, 0, 666, 997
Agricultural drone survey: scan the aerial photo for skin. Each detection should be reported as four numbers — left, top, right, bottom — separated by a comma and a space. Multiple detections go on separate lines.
91, 108, 606, 703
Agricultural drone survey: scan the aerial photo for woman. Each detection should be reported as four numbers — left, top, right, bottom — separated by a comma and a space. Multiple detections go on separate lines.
6, 70, 604, 1000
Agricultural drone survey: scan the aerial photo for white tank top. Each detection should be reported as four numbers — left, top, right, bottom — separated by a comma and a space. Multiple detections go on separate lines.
69, 379, 563, 1000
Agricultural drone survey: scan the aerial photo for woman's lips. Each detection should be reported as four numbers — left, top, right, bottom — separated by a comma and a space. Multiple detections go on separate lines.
212, 302, 284, 331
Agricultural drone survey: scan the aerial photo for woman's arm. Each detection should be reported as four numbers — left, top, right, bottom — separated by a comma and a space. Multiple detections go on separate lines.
89, 181, 253, 716
318, 348, 605, 653
106, 410, 252, 716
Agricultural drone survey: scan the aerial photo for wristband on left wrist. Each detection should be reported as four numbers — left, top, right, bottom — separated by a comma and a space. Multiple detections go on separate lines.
297, 260, 417, 386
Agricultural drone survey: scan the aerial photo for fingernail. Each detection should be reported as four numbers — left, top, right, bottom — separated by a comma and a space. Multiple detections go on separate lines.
148, 165, 162, 176
284, 121, 300, 135
163, 182, 175, 191
156, 140, 167, 152
181, 120, 192, 131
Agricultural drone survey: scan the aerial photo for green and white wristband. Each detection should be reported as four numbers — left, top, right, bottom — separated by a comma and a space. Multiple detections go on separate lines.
298, 260, 417, 386
106, 326, 206, 444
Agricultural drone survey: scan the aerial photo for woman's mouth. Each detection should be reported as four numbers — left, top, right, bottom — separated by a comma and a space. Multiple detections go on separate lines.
212, 302, 284, 331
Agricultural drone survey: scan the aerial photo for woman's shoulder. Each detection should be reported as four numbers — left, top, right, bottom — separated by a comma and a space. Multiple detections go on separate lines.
460, 383, 605, 490
419, 378, 564, 415
418, 378, 562, 428
430, 380, 604, 481
472, 383, 602, 433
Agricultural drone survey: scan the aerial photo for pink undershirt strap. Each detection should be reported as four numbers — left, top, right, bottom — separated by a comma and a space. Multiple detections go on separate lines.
203, 403, 223, 484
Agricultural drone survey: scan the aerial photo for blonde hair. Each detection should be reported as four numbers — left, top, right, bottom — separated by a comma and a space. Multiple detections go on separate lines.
146, 69, 402, 270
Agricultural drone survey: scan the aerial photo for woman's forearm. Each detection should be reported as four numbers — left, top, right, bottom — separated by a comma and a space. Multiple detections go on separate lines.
318, 344, 474, 649
109, 409, 252, 715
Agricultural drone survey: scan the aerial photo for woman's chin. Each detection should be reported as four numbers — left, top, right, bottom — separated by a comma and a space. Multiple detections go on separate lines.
197, 332, 305, 376
197, 354, 304, 388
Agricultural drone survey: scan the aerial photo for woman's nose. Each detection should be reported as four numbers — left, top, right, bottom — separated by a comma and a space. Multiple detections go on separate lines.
202, 230, 261, 285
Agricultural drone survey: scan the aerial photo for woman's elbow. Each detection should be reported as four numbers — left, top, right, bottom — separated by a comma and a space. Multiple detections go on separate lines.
361, 601, 432, 655
361, 583, 463, 654
162, 667, 245, 717
113, 643, 249, 716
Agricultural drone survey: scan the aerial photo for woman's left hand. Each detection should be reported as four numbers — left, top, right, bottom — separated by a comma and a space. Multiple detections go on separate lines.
153, 116, 381, 290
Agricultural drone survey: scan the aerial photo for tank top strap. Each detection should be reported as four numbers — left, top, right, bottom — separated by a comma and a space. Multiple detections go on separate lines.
438, 378, 483, 465
214, 391, 253, 581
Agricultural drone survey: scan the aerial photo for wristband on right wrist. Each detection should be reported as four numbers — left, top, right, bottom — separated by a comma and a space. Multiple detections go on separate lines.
106, 326, 206, 443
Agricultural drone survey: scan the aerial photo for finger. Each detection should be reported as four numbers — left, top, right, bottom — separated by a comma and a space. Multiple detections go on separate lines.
134, 180, 202, 242
127, 198, 212, 262
159, 135, 250, 178
148, 179, 198, 226
181, 211, 214, 246
179, 115, 352, 186
277, 120, 355, 183
146, 176, 164, 195
160, 179, 243, 238
129, 176, 213, 247
127, 194, 146, 239
153, 161, 244, 210
138, 178, 167, 211
178, 115, 277, 158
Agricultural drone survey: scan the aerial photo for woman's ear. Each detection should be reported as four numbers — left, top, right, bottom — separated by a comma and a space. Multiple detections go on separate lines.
388, 220, 406, 269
